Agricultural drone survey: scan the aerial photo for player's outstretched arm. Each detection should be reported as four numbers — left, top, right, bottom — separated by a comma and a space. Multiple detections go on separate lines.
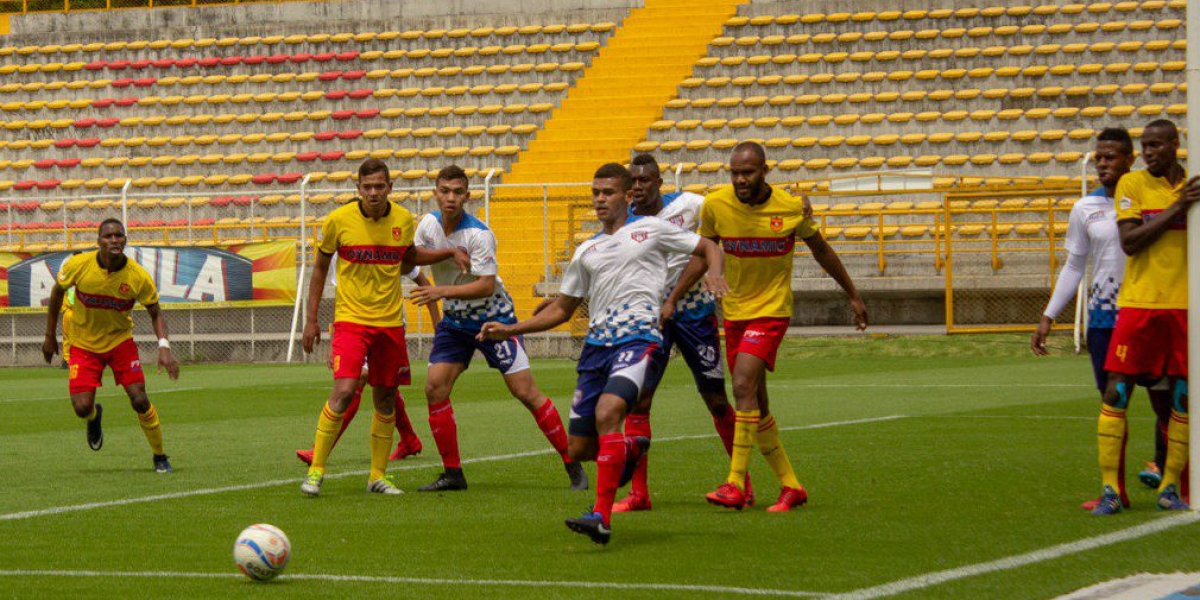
146, 302, 180, 380
1032, 250, 1088, 355
1119, 175, 1200, 256
477, 294, 583, 341
411, 275, 495, 306
42, 283, 66, 363
802, 232, 868, 330
404, 246, 470, 273
411, 271, 442, 325
303, 251, 333, 354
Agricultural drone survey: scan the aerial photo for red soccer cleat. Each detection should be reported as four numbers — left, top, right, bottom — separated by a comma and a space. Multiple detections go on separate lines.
612, 493, 652, 513
766, 486, 809, 513
706, 482, 746, 510
1080, 491, 1131, 511
389, 436, 423, 461
296, 448, 314, 466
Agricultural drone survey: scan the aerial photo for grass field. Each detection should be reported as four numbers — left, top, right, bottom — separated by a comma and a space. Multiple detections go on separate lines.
1, 334, 1197, 599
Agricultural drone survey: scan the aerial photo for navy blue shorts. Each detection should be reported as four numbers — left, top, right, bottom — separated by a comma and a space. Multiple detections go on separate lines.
650, 313, 725, 396
569, 340, 659, 438
428, 321, 530, 375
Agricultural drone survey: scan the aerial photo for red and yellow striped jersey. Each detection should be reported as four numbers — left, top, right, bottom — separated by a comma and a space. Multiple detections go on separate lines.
318, 201, 416, 327
700, 186, 818, 321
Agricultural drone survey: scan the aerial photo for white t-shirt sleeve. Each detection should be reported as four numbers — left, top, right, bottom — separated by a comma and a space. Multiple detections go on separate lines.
653, 218, 701, 255
1044, 251, 1088, 319
470, 230, 500, 277
1062, 200, 1090, 256
558, 244, 591, 299
413, 215, 436, 248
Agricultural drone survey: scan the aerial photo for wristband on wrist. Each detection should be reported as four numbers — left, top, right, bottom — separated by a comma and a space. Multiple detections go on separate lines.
157, 338, 170, 349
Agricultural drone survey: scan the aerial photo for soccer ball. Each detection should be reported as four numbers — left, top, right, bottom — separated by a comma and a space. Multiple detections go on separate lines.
233, 524, 291, 581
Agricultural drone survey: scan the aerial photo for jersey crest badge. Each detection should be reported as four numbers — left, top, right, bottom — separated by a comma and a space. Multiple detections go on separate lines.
1118, 196, 1132, 210
631, 231, 648, 243
119, 283, 132, 296
770, 216, 784, 232
392, 227, 403, 240
669, 215, 685, 227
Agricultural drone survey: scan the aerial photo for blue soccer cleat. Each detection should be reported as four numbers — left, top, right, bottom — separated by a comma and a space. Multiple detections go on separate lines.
1139, 462, 1163, 489
152, 454, 172, 473
1157, 484, 1190, 511
564, 510, 611, 545
1091, 485, 1124, 516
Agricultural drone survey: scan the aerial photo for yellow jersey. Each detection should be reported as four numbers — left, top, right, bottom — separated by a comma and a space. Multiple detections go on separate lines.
56, 251, 160, 353
318, 200, 416, 327
1114, 169, 1187, 309
699, 185, 818, 321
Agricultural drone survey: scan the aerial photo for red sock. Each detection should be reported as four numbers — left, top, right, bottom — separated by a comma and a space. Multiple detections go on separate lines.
428, 399, 461, 469
394, 393, 417, 441
624, 413, 651, 498
333, 384, 364, 443
595, 433, 626, 526
713, 406, 736, 456
532, 399, 571, 462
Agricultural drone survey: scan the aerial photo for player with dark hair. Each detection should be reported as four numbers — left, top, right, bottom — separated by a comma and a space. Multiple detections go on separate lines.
299, 159, 469, 497
410, 165, 585, 492
611, 153, 748, 512
43, 218, 180, 473
703, 142, 867, 513
1092, 119, 1198, 514
478, 162, 727, 544
1031, 128, 1172, 510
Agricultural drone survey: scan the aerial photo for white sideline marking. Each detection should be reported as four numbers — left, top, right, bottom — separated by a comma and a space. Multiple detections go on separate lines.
0, 570, 826, 597
0, 415, 905, 522
829, 512, 1200, 600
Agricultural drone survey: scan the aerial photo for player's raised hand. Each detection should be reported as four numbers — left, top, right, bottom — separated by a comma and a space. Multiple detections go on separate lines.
704, 272, 730, 299
158, 347, 180, 380
476, 321, 511, 341
302, 320, 321, 354
41, 333, 58, 364
850, 296, 869, 331
1181, 175, 1200, 206
451, 247, 471, 274
409, 285, 443, 306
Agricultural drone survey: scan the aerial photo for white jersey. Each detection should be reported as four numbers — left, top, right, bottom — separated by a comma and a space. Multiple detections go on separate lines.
414, 212, 517, 331
635, 191, 717, 321
560, 215, 701, 346
1065, 188, 1124, 329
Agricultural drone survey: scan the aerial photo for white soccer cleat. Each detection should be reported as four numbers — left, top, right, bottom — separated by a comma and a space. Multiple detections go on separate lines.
367, 477, 404, 495
300, 471, 323, 497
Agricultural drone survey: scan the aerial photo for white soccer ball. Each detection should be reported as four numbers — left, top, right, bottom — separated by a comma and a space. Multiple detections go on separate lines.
233, 523, 291, 581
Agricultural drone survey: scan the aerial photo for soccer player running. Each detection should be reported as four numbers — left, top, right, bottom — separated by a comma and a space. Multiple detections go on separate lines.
300, 159, 468, 497
42, 218, 180, 473
611, 153, 745, 512
703, 142, 867, 512
1030, 128, 1173, 510
478, 163, 727, 544
1092, 119, 1198, 514
409, 165, 585, 492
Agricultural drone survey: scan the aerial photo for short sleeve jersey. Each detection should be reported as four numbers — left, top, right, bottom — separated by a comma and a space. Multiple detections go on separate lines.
415, 212, 517, 332
637, 191, 716, 320
56, 251, 160, 353
560, 215, 701, 346
318, 200, 415, 327
1063, 188, 1125, 328
699, 185, 818, 321
1113, 169, 1187, 309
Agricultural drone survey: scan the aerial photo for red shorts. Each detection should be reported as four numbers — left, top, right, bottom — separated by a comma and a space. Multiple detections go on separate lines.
724, 317, 790, 372
1104, 307, 1188, 377
68, 338, 145, 394
331, 321, 411, 387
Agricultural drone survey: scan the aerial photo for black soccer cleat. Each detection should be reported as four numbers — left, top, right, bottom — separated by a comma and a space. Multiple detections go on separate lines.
418, 468, 468, 492
86, 403, 104, 451
153, 454, 172, 474
566, 461, 588, 491
565, 511, 611, 545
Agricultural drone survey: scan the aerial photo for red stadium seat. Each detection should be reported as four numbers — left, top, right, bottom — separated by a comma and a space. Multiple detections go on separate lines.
167, 218, 189, 227
74, 118, 97, 128
54, 138, 78, 148
295, 151, 320, 162
276, 172, 303, 184
129, 59, 152, 70
126, 220, 144, 228
313, 131, 337, 141
69, 220, 93, 229
331, 110, 356, 120
194, 217, 217, 226
325, 90, 349, 100
233, 196, 255, 206
77, 137, 101, 147
317, 71, 343, 82
208, 196, 234, 208
219, 56, 243, 66
13, 180, 37, 191
91, 98, 116, 108
289, 53, 312, 63
113, 97, 137, 107
95, 118, 120, 127
175, 57, 198, 68
337, 130, 362, 140
46, 221, 65, 229
335, 51, 360, 61
108, 60, 130, 70
33, 159, 57, 169
58, 158, 81, 168
319, 151, 345, 161
152, 58, 176, 69
266, 55, 289, 64
198, 57, 221, 68
243, 55, 266, 66
342, 70, 367, 80
111, 78, 135, 88
144, 219, 167, 227
251, 174, 277, 185
134, 78, 157, 87
21, 221, 47, 230
36, 179, 62, 190
312, 52, 336, 62
16, 201, 41, 212
355, 108, 380, 118
84, 60, 107, 71
347, 89, 373, 99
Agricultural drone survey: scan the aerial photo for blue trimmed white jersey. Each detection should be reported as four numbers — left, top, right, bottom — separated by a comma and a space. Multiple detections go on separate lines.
1066, 187, 1124, 329
634, 191, 717, 321
415, 212, 517, 332
561, 215, 701, 346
